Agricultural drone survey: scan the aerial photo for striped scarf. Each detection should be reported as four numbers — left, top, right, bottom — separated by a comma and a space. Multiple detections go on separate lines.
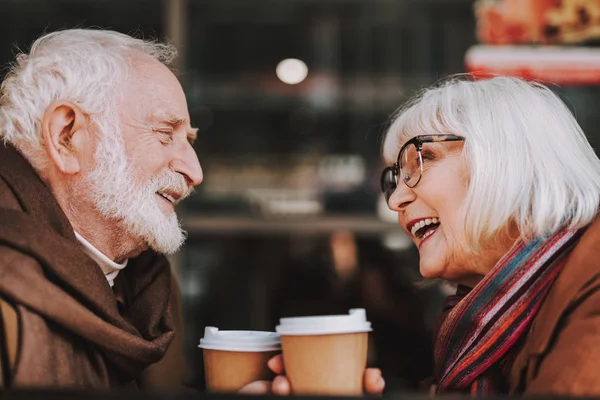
433, 226, 585, 396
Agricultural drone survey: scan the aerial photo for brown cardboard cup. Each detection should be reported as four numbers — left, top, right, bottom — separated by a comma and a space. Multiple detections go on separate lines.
276, 309, 372, 396
203, 348, 279, 392
199, 327, 281, 393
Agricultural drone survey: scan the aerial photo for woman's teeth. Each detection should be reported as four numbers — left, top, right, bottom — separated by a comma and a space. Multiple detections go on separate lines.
411, 217, 440, 238
421, 227, 437, 240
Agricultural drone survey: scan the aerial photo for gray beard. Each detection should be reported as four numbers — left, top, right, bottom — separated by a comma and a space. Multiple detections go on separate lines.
82, 130, 188, 254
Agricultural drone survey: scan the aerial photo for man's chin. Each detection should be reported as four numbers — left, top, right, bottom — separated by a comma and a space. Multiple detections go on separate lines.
149, 237, 185, 255
143, 225, 186, 255
116, 213, 185, 255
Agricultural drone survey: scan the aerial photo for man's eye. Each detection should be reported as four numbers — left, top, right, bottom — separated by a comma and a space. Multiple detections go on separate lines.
155, 129, 174, 143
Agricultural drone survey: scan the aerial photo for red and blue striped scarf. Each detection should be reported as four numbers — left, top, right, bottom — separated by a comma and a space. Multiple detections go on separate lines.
433, 226, 585, 396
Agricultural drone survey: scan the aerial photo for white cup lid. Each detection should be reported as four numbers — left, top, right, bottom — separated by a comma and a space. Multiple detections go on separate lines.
198, 327, 281, 352
276, 308, 372, 336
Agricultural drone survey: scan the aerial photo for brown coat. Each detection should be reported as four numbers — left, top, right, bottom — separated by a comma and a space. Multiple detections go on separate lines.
510, 218, 600, 395
0, 143, 187, 389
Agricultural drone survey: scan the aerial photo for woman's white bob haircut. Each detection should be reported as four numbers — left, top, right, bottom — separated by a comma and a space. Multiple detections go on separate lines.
0, 29, 176, 170
383, 76, 600, 246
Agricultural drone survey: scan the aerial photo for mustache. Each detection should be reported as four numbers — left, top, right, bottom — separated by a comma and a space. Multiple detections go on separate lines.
149, 168, 195, 203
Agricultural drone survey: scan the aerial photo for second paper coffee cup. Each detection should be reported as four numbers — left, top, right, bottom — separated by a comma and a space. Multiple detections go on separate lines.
198, 327, 281, 392
276, 308, 372, 396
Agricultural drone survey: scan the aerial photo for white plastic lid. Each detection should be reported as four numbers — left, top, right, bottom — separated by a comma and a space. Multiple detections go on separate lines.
276, 309, 372, 336
198, 327, 281, 352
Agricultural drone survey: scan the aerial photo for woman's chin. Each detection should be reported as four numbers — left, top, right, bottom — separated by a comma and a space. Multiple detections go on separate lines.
419, 263, 445, 280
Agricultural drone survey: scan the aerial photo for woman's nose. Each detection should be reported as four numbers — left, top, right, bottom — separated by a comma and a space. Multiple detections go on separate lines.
387, 182, 417, 212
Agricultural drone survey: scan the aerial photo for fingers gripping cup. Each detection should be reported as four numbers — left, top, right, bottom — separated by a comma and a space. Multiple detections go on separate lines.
198, 327, 281, 392
276, 309, 372, 396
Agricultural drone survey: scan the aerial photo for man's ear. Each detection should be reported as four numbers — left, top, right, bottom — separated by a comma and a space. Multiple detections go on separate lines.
42, 102, 90, 175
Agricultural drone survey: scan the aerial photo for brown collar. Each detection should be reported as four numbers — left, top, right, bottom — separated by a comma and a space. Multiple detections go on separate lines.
510, 218, 600, 392
0, 143, 175, 384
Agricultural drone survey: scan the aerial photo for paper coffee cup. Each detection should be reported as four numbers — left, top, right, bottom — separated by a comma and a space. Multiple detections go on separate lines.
276, 308, 372, 396
198, 327, 281, 392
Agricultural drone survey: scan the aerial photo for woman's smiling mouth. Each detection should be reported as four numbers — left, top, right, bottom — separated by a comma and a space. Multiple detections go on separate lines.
407, 217, 440, 238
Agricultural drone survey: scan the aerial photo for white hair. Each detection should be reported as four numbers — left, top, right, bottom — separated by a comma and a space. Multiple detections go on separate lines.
383, 76, 600, 247
0, 29, 177, 171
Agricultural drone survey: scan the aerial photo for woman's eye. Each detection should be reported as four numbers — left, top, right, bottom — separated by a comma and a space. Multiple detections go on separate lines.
421, 150, 436, 161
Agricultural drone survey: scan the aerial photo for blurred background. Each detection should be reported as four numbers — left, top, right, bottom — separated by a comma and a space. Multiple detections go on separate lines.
2, 0, 600, 393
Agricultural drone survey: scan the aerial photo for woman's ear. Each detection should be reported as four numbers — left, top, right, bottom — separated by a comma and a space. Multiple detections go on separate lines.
42, 102, 90, 174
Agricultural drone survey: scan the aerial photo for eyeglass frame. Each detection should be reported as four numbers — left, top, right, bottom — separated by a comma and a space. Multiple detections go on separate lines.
380, 134, 465, 201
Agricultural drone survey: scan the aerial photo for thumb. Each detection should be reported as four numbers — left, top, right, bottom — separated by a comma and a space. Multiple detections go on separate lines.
238, 380, 272, 394
272, 375, 291, 395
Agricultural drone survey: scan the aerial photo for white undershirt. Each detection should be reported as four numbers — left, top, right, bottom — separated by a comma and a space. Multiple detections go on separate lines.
74, 232, 128, 287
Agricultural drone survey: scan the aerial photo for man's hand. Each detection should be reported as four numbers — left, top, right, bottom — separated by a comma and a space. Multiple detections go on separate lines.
239, 354, 385, 395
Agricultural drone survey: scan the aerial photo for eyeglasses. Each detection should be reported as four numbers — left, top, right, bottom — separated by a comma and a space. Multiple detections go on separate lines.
380, 134, 465, 203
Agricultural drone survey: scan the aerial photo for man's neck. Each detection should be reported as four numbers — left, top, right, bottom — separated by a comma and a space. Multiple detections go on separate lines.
53, 190, 143, 263
71, 223, 143, 263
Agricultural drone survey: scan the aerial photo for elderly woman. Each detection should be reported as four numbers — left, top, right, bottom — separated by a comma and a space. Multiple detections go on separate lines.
380, 76, 600, 396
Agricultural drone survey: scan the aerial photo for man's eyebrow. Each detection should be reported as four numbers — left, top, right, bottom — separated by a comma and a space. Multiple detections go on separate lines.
159, 112, 187, 126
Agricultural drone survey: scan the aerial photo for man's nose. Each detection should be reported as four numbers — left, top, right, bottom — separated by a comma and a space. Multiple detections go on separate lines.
170, 142, 203, 187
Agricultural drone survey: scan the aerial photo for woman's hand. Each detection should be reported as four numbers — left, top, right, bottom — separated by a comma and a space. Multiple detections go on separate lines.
239, 354, 385, 395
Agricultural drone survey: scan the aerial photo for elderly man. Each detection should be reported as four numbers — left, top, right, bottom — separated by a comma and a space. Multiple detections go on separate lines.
0, 29, 385, 393
0, 29, 202, 389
